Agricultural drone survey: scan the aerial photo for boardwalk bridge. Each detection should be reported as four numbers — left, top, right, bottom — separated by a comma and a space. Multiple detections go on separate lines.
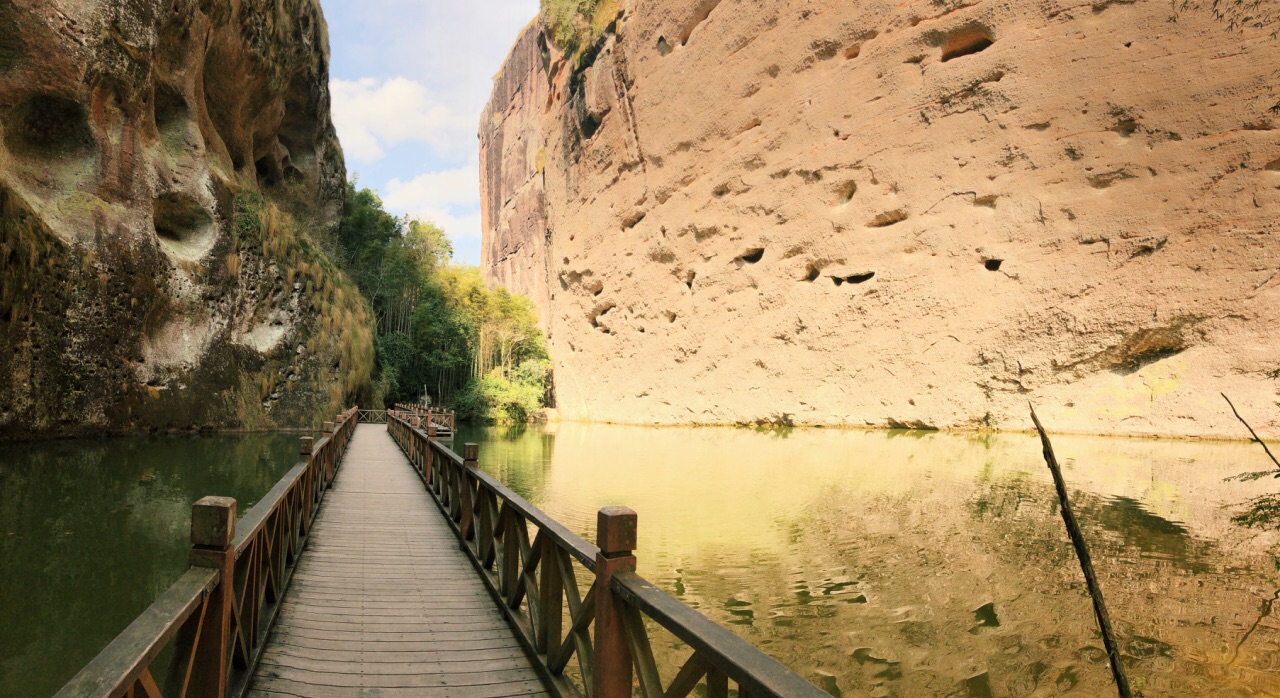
55, 407, 828, 698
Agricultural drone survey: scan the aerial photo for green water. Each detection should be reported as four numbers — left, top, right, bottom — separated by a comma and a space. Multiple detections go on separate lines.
0, 433, 301, 697
453, 423, 1280, 698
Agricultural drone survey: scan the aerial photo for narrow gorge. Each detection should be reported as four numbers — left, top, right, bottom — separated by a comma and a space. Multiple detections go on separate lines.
481, 0, 1280, 437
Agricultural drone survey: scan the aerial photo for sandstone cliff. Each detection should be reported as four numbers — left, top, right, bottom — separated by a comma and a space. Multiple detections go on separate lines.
0, 0, 373, 440
481, 0, 1280, 437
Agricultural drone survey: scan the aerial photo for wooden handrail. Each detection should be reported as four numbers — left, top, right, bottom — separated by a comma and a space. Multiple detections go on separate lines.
385, 410, 825, 698
54, 569, 219, 698
611, 572, 828, 698
55, 407, 359, 698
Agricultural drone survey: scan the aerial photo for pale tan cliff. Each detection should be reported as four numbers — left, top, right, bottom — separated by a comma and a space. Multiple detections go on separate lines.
481, 0, 1280, 437
0, 0, 372, 439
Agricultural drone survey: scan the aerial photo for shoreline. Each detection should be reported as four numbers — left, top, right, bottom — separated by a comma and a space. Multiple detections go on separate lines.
1, 416, 1273, 446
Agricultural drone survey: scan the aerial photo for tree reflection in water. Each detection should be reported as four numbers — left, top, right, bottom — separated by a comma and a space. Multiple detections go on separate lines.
0, 433, 299, 697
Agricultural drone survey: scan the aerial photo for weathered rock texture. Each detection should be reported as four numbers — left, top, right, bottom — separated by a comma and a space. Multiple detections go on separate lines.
0, 0, 373, 440
481, 0, 1280, 437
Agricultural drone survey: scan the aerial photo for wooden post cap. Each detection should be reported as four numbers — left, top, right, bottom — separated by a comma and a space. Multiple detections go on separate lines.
323, 421, 334, 434
299, 436, 313, 456
597, 506, 637, 556
428, 424, 438, 437
191, 496, 236, 548
463, 443, 479, 461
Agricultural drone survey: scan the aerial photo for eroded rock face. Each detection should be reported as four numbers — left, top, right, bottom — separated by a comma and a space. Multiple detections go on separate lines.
0, 0, 370, 439
481, 0, 1280, 437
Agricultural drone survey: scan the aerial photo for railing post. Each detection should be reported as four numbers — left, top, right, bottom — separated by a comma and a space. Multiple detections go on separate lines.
537, 533, 562, 654
322, 422, 335, 481
186, 496, 235, 698
427, 424, 438, 489
594, 506, 637, 698
460, 443, 478, 544
300, 436, 318, 501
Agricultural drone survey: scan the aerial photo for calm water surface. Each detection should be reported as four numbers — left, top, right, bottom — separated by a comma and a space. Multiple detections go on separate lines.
454, 423, 1280, 698
4, 426, 1278, 697
0, 433, 300, 697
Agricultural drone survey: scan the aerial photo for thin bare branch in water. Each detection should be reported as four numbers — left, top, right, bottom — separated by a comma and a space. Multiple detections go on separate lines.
1229, 588, 1280, 665
1221, 393, 1280, 470
1029, 404, 1132, 698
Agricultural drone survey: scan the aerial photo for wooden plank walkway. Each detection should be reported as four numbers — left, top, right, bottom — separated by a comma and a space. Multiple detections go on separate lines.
247, 424, 551, 698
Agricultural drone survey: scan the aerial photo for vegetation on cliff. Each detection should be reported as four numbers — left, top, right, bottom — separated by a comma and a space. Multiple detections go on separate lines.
229, 192, 376, 426
540, 0, 620, 58
336, 184, 549, 422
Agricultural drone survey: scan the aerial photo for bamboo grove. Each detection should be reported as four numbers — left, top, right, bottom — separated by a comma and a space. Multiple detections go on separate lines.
336, 183, 550, 422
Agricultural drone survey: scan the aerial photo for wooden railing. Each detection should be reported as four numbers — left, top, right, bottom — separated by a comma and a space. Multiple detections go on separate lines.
357, 409, 386, 423
386, 410, 827, 698
393, 402, 456, 434
56, 407, 359, 698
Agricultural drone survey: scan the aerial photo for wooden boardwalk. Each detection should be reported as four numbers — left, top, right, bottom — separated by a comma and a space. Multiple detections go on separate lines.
247, 424, 551, 698
58, 409, 826, 698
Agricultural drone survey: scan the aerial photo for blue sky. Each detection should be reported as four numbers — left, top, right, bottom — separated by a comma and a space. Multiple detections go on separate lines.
319, 0, 540, 264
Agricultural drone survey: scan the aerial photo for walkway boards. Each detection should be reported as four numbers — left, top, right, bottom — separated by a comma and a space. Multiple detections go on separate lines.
247, 424, 551, 698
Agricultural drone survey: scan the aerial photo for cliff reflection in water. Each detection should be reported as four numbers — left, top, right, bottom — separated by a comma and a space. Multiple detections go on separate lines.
0, 433, 299, 697
456, 423, 1280, 697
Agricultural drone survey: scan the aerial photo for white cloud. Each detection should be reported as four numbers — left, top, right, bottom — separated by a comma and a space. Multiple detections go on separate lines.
383, 165, 480, 211
331, 77, 473, 163
407, 207, 484, 242
320, 0, 540, 263
383, 165, 483, 244
381, 166, 484, 242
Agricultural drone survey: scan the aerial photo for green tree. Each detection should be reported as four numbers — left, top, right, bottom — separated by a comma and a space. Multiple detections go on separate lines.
335, 183, 551, 419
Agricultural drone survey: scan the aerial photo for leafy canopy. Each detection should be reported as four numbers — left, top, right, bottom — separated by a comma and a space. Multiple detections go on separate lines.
336, 182, 551, 422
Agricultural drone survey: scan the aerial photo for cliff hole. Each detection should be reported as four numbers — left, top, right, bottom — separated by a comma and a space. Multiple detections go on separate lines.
255, 155, 283, 188
940, 28, 994, 62
867, 210, 908, 228
836, 180, 858, 204
832, 272, 875, 286
685, 270, 696, 290
656, 36, 673, 55
4, 93, 94, 160
803, 264, 821, 282
589, 302, 616, 331
153, 192, 215, 260
153, 82, 189, 138
737, 248, 765, 264
984, 259, 1003, 271
1113, 117, 1140, 137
